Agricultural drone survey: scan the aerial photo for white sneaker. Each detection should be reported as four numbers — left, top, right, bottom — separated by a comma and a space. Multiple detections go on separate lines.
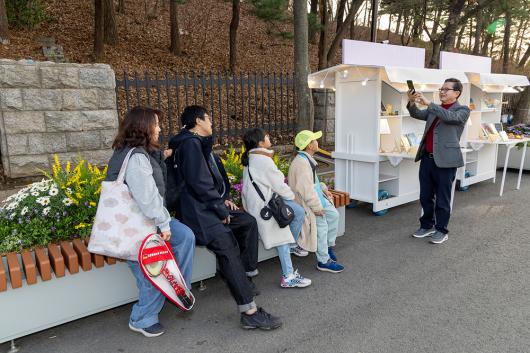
290, 245, 309, 257
280, 270, 312, 288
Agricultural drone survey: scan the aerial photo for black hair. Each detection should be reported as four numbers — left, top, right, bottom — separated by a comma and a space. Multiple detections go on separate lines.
242, 128, 267, 166
444, 78, 463, 98
180, 105, 207, 129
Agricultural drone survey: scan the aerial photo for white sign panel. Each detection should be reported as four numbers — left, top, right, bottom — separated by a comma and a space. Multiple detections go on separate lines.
439, 51, 491, 73
342, 39, 425, 68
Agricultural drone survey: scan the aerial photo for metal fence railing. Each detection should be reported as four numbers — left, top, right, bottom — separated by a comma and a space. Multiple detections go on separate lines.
115, 71, 297, 146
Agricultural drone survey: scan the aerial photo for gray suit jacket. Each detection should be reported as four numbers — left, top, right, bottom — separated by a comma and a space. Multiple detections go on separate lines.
407, 101, 470, 168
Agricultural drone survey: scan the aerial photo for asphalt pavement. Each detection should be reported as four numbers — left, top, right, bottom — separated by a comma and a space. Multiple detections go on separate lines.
3, 170, 530, 353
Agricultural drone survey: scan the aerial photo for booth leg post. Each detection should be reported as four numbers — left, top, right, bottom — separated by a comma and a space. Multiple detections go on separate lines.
7, 340, 19, 353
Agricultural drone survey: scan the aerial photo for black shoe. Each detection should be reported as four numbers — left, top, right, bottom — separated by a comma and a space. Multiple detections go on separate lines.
248, 277, 261, 296
240, 307, 282, 330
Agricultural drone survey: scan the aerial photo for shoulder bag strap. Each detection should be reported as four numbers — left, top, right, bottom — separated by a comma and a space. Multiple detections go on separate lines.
116, 147, 137, 183
247, 162, 267, 202
298, 153, 316, 184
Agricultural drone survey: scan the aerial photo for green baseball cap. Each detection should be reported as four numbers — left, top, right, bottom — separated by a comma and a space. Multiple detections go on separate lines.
295, 130, 322, 150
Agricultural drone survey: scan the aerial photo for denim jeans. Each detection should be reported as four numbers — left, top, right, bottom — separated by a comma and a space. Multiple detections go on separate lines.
128, 218, 195, 329
275, 199, 305, 277
315, 200, 339, 263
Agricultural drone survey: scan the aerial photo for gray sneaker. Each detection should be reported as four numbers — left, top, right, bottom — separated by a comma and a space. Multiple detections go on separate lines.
429, 231, 448, 244
412, 227, 436, 238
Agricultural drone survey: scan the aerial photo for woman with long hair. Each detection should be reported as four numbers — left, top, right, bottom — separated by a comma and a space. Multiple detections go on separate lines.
106, 106, 195, 337
241, 128, 311, 288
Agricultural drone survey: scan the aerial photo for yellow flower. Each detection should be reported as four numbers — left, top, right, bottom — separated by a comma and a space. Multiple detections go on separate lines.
66, 161, 71, 173
89, 201, 97, 207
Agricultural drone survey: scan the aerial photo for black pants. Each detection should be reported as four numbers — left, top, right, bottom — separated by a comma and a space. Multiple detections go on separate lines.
419, 155, 456, 234
228, 210, 259, 274
202, 224, 255, 307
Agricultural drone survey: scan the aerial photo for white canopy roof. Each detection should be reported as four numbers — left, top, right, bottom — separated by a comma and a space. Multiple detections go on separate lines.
467, 72, 529, 88
307, 64, 469, 90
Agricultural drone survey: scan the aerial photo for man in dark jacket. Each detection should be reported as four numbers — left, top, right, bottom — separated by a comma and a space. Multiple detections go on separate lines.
407, 78, 470, 245
168, 105, 281, 330
212, 153, 260, 279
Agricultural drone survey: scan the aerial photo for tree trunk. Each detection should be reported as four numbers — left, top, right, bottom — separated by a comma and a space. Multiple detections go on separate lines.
0, 0, 8, 43
513, 20, 528, 63
326, 0, 363, 65
518, 43, 530, 69
117, 0, 125, 14
94, 0, 104, 61
490, 34, 495, 58
294, 0, 314, 131
308, 0, 318, 43
428, 40, 442, 68
317, 0, 328, 69
513, 87, 530, 125
229, 0, 240, 73
440, 0, 467, 52
335, 0, 346, 33
481, 33, 492, 55
103, 0, 118, 45
472, 13, 482, 54
395, 10, 402, 35
502, 10, 511, 73
350, 17, 355, 39
455, 24, 465, 50
386, 14, 392, 39
169, 0, 181, 55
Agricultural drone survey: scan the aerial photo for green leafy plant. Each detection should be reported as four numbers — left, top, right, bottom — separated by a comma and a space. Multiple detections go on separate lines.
0, 155, 107, 254
250, 0, 288, 22
6, 0, 47, 29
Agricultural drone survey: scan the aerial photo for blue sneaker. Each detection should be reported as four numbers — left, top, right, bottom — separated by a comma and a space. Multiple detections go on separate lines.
129, 322, 165, 337
328, 247, 337, 262
317, 259, 344, 273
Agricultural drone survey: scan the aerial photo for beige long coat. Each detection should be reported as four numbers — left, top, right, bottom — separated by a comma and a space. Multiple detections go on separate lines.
288, 152, 333, 252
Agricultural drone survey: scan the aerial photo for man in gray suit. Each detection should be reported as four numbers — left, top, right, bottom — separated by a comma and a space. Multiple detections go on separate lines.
407, 78, 470, 244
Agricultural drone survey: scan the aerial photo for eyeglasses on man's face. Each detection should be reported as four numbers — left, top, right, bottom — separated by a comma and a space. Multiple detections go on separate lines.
438, 88, 456, 93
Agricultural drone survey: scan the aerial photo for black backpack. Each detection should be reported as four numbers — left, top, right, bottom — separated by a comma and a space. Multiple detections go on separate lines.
165, 148, 185, 214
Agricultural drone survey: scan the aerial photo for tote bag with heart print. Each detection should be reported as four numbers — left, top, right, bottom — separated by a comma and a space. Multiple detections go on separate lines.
88, 148, 157, 261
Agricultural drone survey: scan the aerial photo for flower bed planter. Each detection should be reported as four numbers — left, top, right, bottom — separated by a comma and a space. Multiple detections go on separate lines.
0, 239, 217, 344
1, 189, 349, 345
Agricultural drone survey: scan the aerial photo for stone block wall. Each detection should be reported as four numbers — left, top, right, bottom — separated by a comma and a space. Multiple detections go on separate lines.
313, 89, 335, 146
0, 59, 118, 178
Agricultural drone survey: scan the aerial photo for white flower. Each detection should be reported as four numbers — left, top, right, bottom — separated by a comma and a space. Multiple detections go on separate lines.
62, 198, 73, 206
36, 196, 50, 206
66, 188, 73, 194
49, 187, 59, 196
31, 191, 39, 196
20, 207, 29, 216
42, 207, 51, 216
6, 202, 17, 210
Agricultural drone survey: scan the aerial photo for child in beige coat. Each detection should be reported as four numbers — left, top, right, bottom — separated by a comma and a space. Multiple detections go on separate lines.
288, 130, 344, 273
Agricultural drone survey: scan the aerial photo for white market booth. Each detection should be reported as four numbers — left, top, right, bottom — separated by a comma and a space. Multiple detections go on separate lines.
439, 52, 530, 193
309, 40, 530, 213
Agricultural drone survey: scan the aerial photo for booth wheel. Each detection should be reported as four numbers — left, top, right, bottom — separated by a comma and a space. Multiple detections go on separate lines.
373, 190, 390, 216
373, 209, 388, 216
346, 200, 358, 208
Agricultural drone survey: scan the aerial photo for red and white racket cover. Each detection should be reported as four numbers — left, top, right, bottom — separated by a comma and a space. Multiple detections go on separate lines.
138, 233, 195, 311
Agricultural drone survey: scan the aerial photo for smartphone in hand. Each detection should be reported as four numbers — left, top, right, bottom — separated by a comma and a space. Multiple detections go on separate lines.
407, 80, 415, 94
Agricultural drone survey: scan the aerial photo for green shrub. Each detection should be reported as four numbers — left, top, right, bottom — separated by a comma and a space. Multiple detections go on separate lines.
250, 0, 288, 22
6, 0, 46, 29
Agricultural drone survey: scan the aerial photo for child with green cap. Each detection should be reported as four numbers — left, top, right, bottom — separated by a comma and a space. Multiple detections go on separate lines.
288, 130, 344, 273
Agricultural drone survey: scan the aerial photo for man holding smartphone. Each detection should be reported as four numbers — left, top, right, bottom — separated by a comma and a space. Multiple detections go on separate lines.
407, 78, 470, 244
